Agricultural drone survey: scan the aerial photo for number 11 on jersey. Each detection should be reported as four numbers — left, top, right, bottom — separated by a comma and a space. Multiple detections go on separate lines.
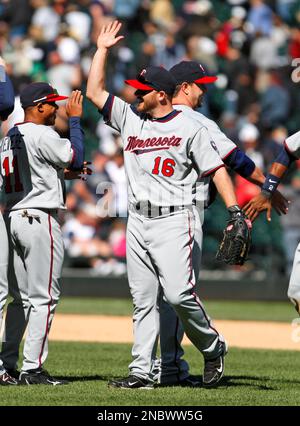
1, 151, 24, 194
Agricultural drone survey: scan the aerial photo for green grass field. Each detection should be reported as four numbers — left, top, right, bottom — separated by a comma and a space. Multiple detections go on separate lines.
1, 298, 299, 406
57, 297, 297, 323
0, 342, 299, 406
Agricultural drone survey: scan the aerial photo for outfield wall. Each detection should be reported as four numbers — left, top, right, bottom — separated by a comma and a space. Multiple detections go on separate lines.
61, 268, 289, 301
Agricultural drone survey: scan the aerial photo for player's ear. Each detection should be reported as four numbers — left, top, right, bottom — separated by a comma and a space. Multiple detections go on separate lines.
37, 103, 44, 113
158, 91, 168, 103
181, 82, 190, 95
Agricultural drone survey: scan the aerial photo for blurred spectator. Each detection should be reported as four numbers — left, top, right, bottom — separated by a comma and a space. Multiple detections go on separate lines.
0, 0, 32, 39
261, 126, 288, 167
30, 0, 60, 42
246, 0, 274, 36
260, 71, 290, 128
238, 123, 264, 168
63, 203, 111, 260
65, 3, 91, 48
236, 123, 262, 206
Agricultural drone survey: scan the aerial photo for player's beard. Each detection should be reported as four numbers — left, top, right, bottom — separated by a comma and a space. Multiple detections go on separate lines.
46, 113, 56, 126
136, 92, 156, 114
196, 93, 204, 108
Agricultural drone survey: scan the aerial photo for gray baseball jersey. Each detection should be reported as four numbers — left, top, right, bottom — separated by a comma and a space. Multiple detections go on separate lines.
103, 95, 224, 207
175, 105, 237, 209
0, 121, 73, 373
158, 104, 237, 384
101, 95, 225, 381
284, 130, 300, 310
0, 123, 73, 211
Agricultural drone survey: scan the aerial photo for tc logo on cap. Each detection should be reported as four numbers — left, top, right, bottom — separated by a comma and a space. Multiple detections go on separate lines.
140, 69, 147, 77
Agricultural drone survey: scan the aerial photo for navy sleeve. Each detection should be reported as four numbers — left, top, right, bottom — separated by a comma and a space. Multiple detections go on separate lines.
0, 66, 15, 120
68, 117, 85, 170
224, 148, 256, 178
98, 94, 114, 123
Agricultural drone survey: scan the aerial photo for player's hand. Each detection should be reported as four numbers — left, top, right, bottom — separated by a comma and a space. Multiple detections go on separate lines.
271, 190, 290, 216
64, 161, 92, 180
97, 20, 124, 50
66, 90, 83, 118
243, 193, 272, 222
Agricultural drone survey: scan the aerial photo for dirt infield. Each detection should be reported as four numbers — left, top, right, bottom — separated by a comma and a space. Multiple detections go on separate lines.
50, 314, 300, 351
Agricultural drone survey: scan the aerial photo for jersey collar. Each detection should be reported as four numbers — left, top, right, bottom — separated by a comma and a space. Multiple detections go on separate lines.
149, 109, 181, 123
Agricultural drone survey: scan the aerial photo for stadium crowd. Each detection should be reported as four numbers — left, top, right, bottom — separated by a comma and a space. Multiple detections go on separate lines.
1, 0, 300, 275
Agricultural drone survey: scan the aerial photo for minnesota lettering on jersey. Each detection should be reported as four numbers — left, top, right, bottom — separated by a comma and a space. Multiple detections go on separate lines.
125, 135, 182, 152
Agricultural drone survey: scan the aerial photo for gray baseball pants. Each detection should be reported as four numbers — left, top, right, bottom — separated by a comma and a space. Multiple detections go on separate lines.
1, 208, 64, 372
126, 206, 223, 380
158, 205, 221, 384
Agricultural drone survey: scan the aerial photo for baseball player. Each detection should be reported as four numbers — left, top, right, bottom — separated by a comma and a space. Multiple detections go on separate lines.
0, 56, 18, 386
244, 130, 300, 315
87, 21, 248, 389
0, 83, 85, 385
155, 60, 289, 386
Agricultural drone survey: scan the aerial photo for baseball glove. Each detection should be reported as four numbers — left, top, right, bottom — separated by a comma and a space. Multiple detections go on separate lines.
216, 206, 252, 265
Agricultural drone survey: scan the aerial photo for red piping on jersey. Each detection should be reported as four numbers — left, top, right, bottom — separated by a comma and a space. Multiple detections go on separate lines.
201, 164, 225, 177
38, 214, 54, 368
222, 146, 237, 160
283, 140, 292, 155
187, 212, 219, 338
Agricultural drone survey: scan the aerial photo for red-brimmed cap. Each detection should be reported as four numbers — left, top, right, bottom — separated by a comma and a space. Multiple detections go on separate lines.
125, 66, 176, 95
124, 79, 154, 91
170, 61, 217, 86
20, 82, 68, 109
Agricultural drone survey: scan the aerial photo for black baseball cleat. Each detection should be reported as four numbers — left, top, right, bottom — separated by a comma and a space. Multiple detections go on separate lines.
19, 368, 68, 386
0, 371, 19, 386
177, 375, 202, 387
158, 374, 202, 387
6, 369, 20, 380
108, 375, 154, 389
203, 341, 228, 388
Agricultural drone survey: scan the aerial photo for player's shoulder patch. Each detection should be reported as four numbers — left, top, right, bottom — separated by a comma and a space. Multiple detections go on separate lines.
210, 140, 220, 154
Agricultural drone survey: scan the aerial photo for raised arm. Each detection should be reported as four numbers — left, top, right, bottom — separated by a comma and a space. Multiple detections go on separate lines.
86, 20, 124, 110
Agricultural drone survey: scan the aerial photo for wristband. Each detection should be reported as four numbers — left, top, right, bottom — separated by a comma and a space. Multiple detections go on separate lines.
261, 173, 280, 195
